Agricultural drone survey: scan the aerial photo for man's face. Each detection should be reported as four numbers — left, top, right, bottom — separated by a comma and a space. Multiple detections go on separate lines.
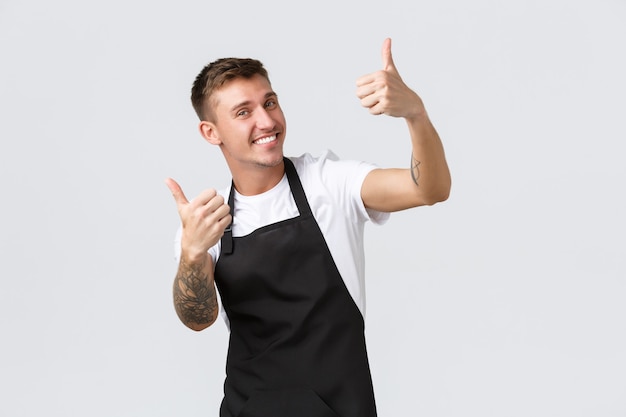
209, 74, 286, 171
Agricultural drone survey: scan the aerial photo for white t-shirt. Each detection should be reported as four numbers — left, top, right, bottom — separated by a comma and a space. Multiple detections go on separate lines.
174, 150, 389, 320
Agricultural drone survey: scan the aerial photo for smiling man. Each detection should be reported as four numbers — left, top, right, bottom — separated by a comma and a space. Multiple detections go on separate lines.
166, 38, 451, 417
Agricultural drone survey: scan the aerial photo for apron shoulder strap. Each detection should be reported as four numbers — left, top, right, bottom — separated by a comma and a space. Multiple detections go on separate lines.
222, 182, 235, 255
283, 157, 312, 217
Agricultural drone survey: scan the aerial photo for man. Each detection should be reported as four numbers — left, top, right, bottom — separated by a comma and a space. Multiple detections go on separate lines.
166, 38, 451, 417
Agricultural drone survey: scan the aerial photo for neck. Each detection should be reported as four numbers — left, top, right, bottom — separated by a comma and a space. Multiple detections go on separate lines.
230, 159, 286, 196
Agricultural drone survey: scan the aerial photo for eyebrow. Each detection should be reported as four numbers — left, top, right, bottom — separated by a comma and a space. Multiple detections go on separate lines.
230, 91, 278, 112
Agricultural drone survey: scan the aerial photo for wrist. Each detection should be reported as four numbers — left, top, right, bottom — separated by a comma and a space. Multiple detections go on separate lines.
405, 105, 428, 124
180, 245, 208, 265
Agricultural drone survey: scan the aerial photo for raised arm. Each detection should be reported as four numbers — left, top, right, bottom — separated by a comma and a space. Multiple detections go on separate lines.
356, 38, 451, 212
165, 178, 232, 331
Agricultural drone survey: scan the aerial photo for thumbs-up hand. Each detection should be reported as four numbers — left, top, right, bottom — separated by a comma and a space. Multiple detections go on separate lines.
356, 38, 425, 120
165, 178, 232, 262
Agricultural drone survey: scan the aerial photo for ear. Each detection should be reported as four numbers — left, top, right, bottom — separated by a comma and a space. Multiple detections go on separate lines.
199, 120, 221, 145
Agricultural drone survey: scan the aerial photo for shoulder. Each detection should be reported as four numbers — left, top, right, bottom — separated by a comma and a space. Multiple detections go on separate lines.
288, 149, 375, 180
288, 149, 339, 171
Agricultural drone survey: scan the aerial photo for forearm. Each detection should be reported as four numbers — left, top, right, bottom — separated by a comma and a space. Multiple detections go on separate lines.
406, 113, 451, 204
173, 252, 219, 331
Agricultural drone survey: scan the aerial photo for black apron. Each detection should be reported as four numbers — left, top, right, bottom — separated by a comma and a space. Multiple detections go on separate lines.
214, 157, 377, 417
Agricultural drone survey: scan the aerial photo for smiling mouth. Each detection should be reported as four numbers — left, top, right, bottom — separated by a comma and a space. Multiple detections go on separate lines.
253, 134, 277, 145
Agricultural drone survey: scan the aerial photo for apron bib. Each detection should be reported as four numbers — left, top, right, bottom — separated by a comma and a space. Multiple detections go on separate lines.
215, 158, 377, 417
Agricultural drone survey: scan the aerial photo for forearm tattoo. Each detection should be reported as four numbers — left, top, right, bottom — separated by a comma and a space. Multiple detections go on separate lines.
410, 153, 421, 186
173, 257, 217, 326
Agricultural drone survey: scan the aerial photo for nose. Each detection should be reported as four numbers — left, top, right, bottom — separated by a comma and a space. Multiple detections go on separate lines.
255, 107, 276, 130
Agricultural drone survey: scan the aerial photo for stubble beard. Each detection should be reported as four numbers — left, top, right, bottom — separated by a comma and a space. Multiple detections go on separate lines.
251, 154, 284, 170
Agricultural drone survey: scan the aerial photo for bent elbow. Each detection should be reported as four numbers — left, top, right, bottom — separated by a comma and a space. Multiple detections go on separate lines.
176, 307, 218, 332
422, 184, 451, 206
184, 315, 217, 332
437, 187, 451, 204
187, 321, 214, 332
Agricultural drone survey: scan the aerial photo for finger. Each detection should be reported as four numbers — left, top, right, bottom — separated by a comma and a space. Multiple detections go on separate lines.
212, 204, 232, 223
165, 177, 189, 206
367, 102, 385, 116
356, 83, 378, 100
359, 93, 381, 110
219, 213, 233, 229
381, 37, 396, 72
193, 188, 219, 206
194, 194, 227, 222
356, 72, 377, 87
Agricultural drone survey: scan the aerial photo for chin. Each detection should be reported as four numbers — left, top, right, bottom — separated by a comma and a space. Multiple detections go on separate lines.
259, 155, 284, 168
262, 147, 285, 167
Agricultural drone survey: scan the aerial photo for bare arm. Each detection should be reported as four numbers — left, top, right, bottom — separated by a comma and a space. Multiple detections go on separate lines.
173, 252, 218, 331
166, 178, 231, 331
356, 38, 451, 212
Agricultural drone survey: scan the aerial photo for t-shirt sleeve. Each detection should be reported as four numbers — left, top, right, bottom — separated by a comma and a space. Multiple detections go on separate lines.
174, 224, 182, 263
346, 159, 390, 225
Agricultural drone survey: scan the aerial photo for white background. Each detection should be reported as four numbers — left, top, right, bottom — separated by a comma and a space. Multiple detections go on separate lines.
1, 0, 625, 416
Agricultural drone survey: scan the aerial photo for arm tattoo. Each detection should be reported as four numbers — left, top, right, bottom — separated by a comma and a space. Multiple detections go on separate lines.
173, 257, 217, 326
410, 153, 421, 186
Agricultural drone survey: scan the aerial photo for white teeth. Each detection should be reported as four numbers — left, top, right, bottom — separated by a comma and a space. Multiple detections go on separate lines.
254, 135, 276, 145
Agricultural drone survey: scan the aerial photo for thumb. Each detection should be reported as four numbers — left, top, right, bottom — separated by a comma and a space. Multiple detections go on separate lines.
381, 37, 396, 72
165, 177, 189, 206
